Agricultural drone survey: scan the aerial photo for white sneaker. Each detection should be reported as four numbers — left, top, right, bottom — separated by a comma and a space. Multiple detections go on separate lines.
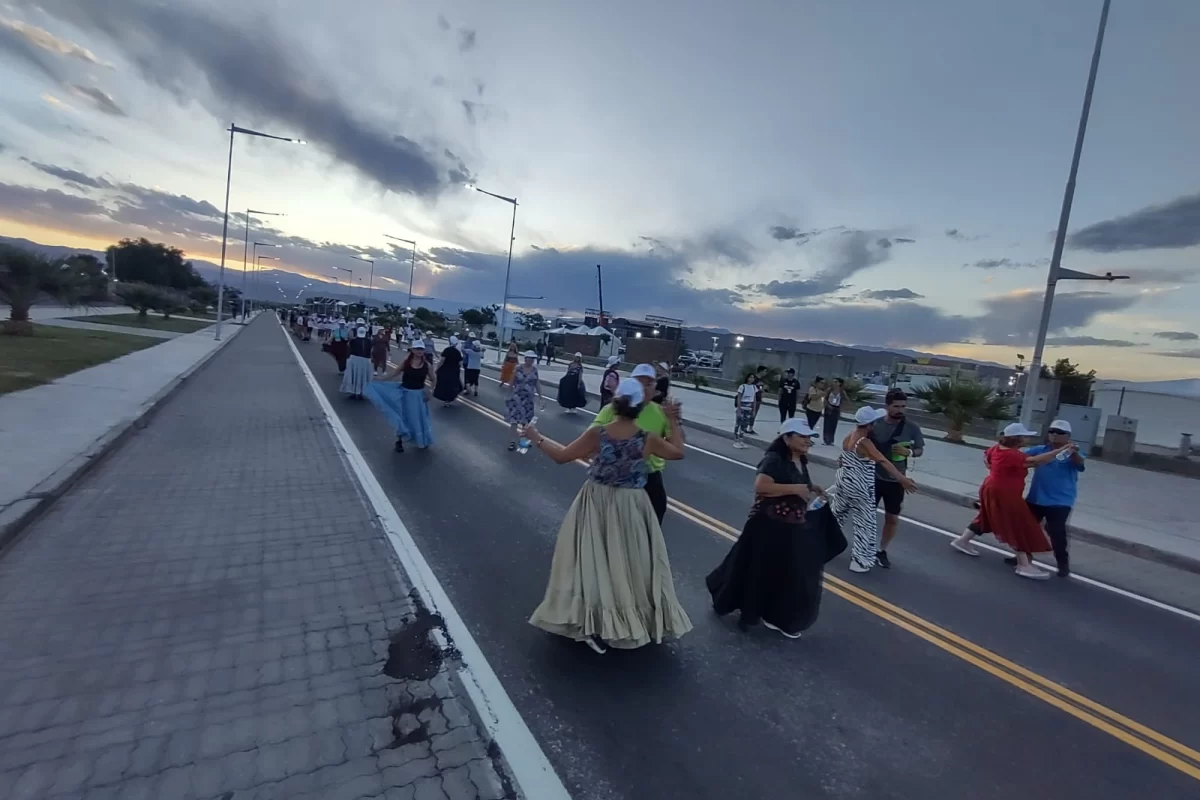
848, 560, 870, 573
762, 620, 801, 639
950, 538, 981, 557
1015, 566, 1050, 580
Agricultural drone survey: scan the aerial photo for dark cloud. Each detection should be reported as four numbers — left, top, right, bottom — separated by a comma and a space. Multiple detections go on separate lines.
1156, 349, 1200, 360
945, 228, 982, 241
754, 229, 899, 299
966, 257, 1044, 270
21, 159, 112, 189
1068, 191, 1200, 253
458, 28, 477, 52
436, 14, 451, 31
767, 224, 844, 245
1045, 336, 1139, 348
859, 288, 925, 301
68, 83, 125, 116
971, 290, 1136, 347
461, 100, 478, 125
30, 0, 468, 198
892, 237, 916, 244
1153, 331, 1199, 341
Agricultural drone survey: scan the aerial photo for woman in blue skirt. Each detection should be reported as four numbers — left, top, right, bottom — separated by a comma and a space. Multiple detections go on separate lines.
366, 340, 436, 453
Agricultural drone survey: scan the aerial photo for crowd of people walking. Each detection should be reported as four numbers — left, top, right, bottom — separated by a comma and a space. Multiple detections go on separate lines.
280, 308, 1087, 649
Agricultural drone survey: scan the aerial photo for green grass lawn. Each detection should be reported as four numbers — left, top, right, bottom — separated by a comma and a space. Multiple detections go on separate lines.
0, 324, 161, 395
67, 313, 214, 334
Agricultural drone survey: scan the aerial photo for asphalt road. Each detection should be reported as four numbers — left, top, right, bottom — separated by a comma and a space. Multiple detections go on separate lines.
296, 339, 1200, 800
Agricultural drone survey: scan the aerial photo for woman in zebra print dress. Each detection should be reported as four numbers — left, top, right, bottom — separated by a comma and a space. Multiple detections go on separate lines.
834, 406, 917, 573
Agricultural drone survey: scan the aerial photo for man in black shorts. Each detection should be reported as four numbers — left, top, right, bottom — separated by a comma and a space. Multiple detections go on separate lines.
869, 389, 924, 568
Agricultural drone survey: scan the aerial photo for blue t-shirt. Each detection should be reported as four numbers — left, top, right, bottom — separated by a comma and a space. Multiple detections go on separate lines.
1023, 445, 1085, 507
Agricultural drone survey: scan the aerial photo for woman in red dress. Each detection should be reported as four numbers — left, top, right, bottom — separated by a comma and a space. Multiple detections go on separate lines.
950, 423, 1074, 580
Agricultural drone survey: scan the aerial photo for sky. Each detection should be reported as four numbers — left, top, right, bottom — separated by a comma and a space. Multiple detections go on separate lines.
0, 0, 1198, 381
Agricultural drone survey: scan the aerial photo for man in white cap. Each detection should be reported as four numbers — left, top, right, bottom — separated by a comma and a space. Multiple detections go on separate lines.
1021, 419, 1085, 577
592, 363, 681, 523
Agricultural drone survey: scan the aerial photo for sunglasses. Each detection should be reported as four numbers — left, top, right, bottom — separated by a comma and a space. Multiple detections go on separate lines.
1047, 429, 1069, 435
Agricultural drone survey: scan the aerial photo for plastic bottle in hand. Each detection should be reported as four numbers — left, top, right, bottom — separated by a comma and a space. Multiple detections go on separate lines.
1055, 445, 1073, 462
517, 416, 538, 454
808, 495, 827, 511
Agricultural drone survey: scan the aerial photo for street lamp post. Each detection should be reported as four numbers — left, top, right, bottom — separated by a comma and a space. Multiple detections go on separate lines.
215, 124, 304, 341
251, 241, 281, 315
384, 235, 418, 311
1019, 0, 1128, 427
255, 253, 278, 304
240, 209, 284, 320
466, 184, 518, 361
353, 256, 375, 314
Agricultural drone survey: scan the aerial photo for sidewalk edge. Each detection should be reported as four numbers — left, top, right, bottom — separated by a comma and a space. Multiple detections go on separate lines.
283, 325, 572, 800
477, 363, 1200, 576
0, 322, 246, 555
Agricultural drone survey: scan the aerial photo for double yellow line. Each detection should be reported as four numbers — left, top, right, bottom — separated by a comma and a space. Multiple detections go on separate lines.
454, 394, 1200, 781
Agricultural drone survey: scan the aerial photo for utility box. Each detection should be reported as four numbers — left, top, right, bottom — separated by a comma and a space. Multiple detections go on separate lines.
1103, 415, 1138, 464
1054, 404, 1101, 456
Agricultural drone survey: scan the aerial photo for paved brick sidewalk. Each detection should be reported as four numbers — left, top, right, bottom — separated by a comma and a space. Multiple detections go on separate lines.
0, 316, 511, 800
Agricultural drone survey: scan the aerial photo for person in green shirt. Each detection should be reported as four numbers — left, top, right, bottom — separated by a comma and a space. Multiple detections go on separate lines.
593, 363, 682, 523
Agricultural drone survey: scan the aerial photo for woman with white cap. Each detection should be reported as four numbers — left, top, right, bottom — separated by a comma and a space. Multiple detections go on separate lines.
556, 352, 588, 412
504, 350, 543, 450
706, 419, 844, 639
949, 422, 1074, 579
834, 406, 917, 573
524, 377, 691, 652
599, 356, 621, 408
462, 339, 483, 396
367, 340, 435, 453
340, 325, 374, 400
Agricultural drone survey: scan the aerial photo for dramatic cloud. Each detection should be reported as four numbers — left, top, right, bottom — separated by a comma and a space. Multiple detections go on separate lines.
21, 159, 112, 189
754, 229, 911, 299
0, 17, 110, 67
859, 288, 925, 301
1153, 331, 1199, 341
970, 290, 1137, 347
1156, 349, 1200, 360
1045, 336, 1139, 348
68, 84, 125, 116
1068, 191, 1200, 253
30, 0, 469, 197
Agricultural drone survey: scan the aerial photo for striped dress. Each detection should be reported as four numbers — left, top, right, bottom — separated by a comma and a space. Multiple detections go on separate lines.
833, 437, 878, 571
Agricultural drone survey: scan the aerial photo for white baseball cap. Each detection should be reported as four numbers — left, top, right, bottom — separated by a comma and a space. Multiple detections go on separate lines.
780, 419, 817, 437
630, 363, 656, 379
1002, 422, 1039, 438
607, 355, 620, 366
615, 377, 644, 404
523, 350, 537, 359
574, 351, 583, 358
411, 340, 426, 350
1048, 419, 1072, 434
854, 406, 887, 426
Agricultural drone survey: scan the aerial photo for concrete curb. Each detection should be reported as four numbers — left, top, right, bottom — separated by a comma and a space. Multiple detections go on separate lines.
0, 320, 249, 555
479, 362, 1200, 576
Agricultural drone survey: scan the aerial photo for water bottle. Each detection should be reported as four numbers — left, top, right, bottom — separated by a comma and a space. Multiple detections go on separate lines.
808, 495, 827, 511
1055, 447, 1072, 462
517, 416, 538, 454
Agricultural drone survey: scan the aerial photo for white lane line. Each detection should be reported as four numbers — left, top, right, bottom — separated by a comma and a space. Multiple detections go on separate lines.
478, 371, 1200, 625
289, 335, 572, 799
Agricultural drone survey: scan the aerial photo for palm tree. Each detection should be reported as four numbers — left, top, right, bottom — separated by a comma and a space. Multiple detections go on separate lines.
913, 379, 1011, 442
1, 244, 87, 335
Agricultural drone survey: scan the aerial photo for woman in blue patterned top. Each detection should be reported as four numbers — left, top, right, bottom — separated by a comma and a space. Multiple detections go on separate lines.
524, 378, 692, 653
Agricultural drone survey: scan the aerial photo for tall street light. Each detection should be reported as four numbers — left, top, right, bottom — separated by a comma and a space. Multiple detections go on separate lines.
384, 235, 419, 310
1020, 0, 1128, 427
255, 253, 278, 305
251, 242, 282, 314
353, 256, 375, 311
240, 209, 284, 320
215, 124, 304, 341
333, 265, 353, 294
466, 184, 517, 361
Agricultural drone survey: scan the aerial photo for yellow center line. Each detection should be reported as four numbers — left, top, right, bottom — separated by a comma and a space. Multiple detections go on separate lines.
432, 391, 1200, 780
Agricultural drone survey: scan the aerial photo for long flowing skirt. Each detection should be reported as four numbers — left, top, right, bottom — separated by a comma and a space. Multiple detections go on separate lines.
433, 362, 463, 401
340, 355, 372, 395
364, 382, 434, 448
706, 506, 845, 635
499, 359, 517, 384
327, 340, 349, 372
529, 481, 692, 649
971, 481, 1052, 554
557, 374, 588, 409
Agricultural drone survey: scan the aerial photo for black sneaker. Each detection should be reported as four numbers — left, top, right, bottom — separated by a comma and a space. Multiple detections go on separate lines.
1057, 565, 1070, 578
1003, 556, 1018, 566
876, 551, 891, 569
394, 438, 404, 453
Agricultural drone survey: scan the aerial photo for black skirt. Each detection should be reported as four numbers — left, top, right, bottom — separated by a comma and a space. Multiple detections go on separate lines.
706, 505, 846, 635
433, 362, 463, 401
557, 372, 587, 409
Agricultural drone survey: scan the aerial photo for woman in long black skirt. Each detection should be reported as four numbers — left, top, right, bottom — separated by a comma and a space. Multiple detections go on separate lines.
706, 419, 845, 639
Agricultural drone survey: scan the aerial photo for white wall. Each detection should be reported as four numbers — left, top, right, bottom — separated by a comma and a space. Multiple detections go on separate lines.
1093, 389, 1199, 449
